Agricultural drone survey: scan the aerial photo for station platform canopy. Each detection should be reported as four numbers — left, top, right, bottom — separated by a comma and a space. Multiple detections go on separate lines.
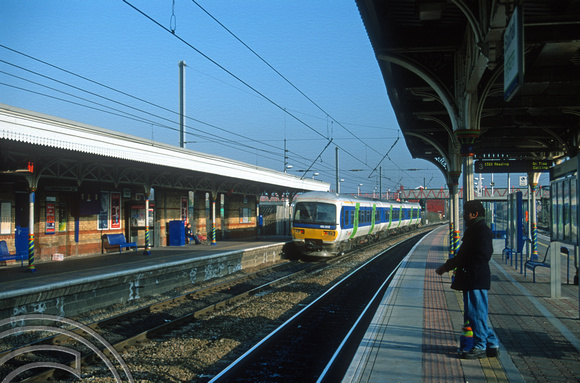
0, 103, 330, 196
356, 0, 580, 177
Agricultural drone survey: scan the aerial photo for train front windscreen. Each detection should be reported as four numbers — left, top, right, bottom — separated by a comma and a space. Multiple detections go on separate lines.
293, 202, 336, 225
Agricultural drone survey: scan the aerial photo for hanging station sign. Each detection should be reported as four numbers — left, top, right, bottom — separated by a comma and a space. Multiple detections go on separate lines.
474, 160, 552, 173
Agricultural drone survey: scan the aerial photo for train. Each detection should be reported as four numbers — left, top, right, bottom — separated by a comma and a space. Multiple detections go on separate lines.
291, 191, 422, 257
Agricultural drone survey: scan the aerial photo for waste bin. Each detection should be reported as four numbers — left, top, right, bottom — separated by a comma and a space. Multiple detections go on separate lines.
168, 220, 185, 246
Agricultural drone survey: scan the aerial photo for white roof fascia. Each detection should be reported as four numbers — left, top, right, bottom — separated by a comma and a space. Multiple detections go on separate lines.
0, 104, 330, 192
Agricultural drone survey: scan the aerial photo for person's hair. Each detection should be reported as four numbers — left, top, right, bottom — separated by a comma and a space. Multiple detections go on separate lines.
464, 200, 485, 217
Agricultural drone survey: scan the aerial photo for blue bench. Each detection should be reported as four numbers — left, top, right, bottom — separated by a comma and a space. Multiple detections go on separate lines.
0, 240, 27, 266
525, 245, 568, 283
104, 234, 137, 253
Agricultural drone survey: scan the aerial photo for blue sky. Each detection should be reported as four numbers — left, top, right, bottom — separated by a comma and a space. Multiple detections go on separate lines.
1, 1, 539, 193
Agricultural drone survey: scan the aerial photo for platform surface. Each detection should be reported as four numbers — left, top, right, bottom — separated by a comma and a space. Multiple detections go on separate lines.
344, 227, 580, 382
0, 237, 291, 299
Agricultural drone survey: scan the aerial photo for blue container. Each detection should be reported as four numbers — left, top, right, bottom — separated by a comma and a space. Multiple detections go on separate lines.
168, 220, 185, 246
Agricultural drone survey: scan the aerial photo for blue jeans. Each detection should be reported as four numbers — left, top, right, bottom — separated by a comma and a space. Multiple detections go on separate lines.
463, 289, 499, 350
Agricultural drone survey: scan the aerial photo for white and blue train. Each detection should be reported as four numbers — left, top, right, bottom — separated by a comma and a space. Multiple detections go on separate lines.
292, 191, 421, 257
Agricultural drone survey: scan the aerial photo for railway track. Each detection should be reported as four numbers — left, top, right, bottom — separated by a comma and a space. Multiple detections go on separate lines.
1, 226, 435, 382
208, 234, 425, 382
3, 261, 314, 382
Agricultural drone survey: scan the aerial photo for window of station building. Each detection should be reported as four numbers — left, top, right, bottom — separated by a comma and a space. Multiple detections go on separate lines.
98, 191, 110, 230
181, 196, 188, 221
0, 202, 11, 235
188, 191, 195, 224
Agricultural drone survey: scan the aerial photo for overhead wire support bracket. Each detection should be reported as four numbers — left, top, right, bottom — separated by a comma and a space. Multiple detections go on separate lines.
300, 139, 333, 180
369, 136, 400, 178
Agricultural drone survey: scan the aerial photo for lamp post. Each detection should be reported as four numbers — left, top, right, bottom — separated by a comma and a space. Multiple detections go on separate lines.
358, 184, 363, 196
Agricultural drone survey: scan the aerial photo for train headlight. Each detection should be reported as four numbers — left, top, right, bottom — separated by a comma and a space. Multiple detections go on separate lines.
323, 231, 335, 237
294, 229, 305, 235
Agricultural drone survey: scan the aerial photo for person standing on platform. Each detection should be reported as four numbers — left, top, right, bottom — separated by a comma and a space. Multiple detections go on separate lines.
435, 200, 500, 359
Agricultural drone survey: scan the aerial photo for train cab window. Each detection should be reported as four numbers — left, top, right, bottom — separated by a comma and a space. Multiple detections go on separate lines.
294, 202, 336, 224
294, 202, 314, 223
316, 203, 336, 224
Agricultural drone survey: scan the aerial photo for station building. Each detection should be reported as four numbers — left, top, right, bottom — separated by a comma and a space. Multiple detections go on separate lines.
0, 104, 329, 263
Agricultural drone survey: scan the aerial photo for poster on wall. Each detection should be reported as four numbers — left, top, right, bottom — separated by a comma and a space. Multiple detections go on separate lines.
46, 198, 56, 234
111, 192, 121, 229
58, 204, 67, 232
239, 208, 251, 223
98, 191, 109, 230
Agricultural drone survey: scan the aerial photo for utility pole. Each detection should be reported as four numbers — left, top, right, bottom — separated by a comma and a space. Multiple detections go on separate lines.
379, 166, 382, 198
179, 60, 186, 148
335, 147, 340, 193
284, 139, 289, 172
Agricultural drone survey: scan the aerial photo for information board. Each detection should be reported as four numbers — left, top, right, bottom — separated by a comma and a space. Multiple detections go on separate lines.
474, 160, 551, 173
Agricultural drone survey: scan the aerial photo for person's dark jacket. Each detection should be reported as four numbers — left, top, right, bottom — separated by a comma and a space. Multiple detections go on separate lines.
441, 217, 493, 291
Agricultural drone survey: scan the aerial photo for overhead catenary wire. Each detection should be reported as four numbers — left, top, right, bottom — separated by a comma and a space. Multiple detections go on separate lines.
183, 3, 422, 187
0, 16, 386, 187
190, 0, 383, 158
0, 49, 333, 174
121, 1, 377, 174
0, 3, 423, 191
